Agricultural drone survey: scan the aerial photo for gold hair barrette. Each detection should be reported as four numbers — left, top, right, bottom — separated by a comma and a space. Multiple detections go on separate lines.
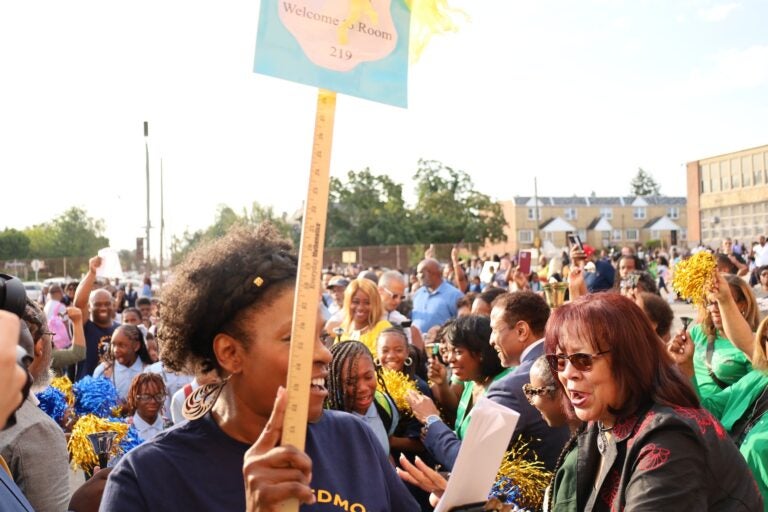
253, 276, 264, 287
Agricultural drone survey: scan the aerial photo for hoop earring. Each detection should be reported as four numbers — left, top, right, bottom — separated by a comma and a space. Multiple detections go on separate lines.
373, 357, 381, 367
404, 357, 413, 367
182, 374, 232, 421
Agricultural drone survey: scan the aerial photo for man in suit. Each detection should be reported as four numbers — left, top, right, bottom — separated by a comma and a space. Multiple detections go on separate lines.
485, 291, 570, 470
417, 292, 569, 471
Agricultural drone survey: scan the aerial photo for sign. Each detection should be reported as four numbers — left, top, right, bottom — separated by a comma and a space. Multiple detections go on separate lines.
30, 260, 43, 272
254, 0, 410, 107
341, 250, 357, 263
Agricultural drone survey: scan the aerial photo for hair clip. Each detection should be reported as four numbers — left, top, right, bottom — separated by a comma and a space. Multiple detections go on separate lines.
253, 276, 264, 287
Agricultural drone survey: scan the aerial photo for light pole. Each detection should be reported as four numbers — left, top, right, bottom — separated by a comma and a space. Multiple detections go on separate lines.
144, 121, 151, 275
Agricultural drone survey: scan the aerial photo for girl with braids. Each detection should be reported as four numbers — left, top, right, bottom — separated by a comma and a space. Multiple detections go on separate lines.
326, 340, 399, 454
325, 278, 391, 355
101, 224, 419, 512
125, 373, 167, 442
93, 324, 153, 400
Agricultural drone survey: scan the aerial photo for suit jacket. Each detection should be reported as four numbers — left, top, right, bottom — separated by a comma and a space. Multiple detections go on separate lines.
424, 342, 570, 471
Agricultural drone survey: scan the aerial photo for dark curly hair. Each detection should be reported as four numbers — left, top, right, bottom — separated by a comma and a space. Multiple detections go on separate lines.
441, 315, 504, 379
158, 223, 297, 374
491, 291, 550, 337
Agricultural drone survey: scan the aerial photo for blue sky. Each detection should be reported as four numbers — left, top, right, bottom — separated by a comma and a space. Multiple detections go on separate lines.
1, 0, 766, 255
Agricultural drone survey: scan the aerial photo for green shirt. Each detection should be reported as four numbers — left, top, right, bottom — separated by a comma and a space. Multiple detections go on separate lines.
454, 368, 513, 440
699, 370, 768, 512
690, 323, 752, 400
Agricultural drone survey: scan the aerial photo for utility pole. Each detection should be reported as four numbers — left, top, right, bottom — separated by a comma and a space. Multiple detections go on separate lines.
159, 158, 164, 287
144, 121, 151, 275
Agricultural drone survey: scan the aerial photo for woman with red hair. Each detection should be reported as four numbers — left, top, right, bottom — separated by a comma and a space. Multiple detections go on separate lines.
544, 293, 760, 511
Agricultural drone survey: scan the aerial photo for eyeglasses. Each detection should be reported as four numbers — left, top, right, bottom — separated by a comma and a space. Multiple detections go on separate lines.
381, 288, 405, 301
522, 383, 556, 404
136, 394, 165, 403
546, 350, 610, 373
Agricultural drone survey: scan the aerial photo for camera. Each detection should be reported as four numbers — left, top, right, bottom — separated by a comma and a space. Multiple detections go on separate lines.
0, 273, 35, 428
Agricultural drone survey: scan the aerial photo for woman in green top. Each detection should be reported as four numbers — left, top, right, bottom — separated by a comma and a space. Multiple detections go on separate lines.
410, 315, 510, 440
688, 273, 759, 399
672, 309, 768, 510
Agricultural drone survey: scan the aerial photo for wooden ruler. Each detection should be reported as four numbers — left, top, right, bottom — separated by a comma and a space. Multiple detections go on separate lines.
279, 89, 336, 512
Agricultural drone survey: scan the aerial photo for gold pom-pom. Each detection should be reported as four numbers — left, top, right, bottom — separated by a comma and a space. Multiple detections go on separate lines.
378, 368, 419, 414
51, 376, 74, 406
68, 414, 130, 472
406, 0, 468, 62
492, 436, 552, 510
672, 251, 717, 306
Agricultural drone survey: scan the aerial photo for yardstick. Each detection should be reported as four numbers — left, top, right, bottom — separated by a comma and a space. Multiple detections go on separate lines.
279, 89, 337, 512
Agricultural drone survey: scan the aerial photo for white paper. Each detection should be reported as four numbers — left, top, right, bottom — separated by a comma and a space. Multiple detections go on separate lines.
434, 397, 520, 512
96, 247, 124, 280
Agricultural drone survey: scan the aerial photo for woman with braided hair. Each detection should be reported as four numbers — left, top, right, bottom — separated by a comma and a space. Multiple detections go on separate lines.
100, 224, 419, 511
326, 340, 399, 455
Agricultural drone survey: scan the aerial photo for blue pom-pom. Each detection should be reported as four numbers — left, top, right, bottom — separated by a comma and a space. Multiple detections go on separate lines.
118, 423, 144, 453
489, 476, 522, 505
73, 376, 119, 417
36, 386, 68, 424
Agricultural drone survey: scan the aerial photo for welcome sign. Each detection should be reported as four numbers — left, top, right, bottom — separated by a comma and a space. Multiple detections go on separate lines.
254, 0, 411, 107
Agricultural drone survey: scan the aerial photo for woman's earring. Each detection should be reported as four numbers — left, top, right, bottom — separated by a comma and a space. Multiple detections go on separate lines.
373, 357, 381, 367
183, 374, 232, 420
404, 357, 413, 367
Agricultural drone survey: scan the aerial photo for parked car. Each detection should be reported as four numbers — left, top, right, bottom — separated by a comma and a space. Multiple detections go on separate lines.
23, 281, 44, 301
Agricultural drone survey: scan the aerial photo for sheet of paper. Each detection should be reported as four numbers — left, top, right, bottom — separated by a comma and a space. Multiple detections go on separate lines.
435, 397, 520, 512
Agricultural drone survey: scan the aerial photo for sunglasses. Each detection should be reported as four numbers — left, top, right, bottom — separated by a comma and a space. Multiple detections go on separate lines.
522, 383, 556, 404
546, 350, 610, 373
382, 288, 405, 301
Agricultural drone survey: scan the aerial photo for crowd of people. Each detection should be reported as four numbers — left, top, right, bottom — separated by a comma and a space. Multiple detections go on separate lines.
1, 227, 768, 511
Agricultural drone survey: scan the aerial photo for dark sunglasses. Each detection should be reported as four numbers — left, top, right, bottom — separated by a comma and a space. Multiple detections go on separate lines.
546, 350, 610, 373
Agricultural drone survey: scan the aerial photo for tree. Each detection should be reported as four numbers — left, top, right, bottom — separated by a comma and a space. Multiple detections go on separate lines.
411, 159, 507, 244
0, 229, 31, 260
23, 207, 109, 258
170, 202, 298, 265
630, 168, 661, 196
326, 168, 415, 247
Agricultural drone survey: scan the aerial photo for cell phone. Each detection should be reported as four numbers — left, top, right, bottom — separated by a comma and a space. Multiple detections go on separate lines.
518, 251, 531, 274
567, 233, 584, 251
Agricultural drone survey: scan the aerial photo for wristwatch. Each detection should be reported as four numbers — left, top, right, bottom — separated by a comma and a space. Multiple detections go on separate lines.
421, 414, 442, 436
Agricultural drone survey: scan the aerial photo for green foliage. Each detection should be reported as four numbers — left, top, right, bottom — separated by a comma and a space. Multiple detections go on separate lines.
630, 168, 661, 196
0, 229, 31, 260
645, 239, 662, 251
411, 159, 507, 244
170, 202, 298, 265
21, 207, 109, 259
326, 169, 414, 247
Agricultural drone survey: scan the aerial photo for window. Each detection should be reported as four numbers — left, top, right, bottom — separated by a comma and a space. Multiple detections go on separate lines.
578, 229, 587, 241
527, 208, 541, 220
667, 207, 679, 219
680, 229, 687, 241
651, 230, 660, 240
626, 229, 639, 241
518, 230, 534, 243
600, 207, 613, 220
612, 229, 622, 241
564, 208, 577, 220
633, 207, 646, 220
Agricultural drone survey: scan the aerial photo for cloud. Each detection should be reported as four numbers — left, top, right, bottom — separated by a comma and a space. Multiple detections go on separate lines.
698, 2, 740, 22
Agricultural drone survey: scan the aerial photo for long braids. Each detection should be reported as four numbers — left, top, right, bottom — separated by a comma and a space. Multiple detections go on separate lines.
327, 341, 387, 412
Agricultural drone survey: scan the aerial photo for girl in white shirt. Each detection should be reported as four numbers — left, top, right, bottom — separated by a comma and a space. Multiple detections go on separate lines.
125, 373, 167, 442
